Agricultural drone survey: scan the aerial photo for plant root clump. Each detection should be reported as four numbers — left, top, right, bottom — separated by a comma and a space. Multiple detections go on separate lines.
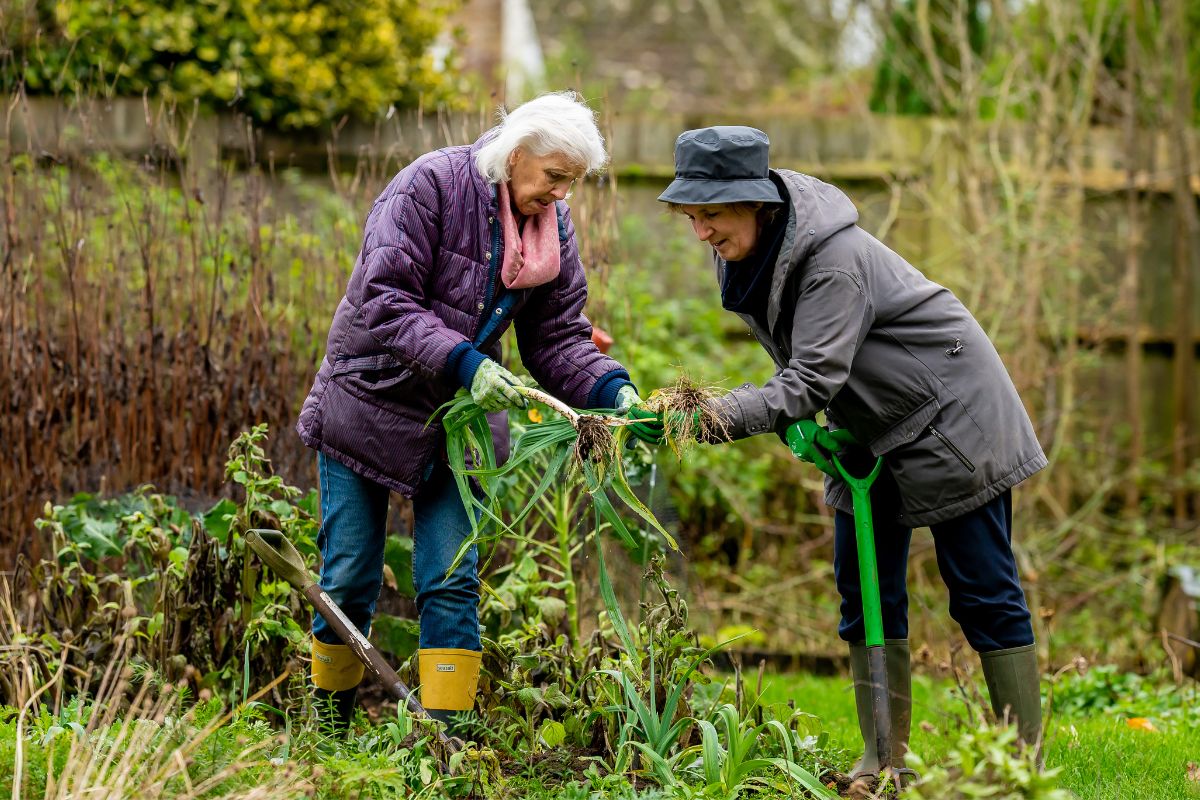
644, 376, 731, 450
573, 414, 618, 466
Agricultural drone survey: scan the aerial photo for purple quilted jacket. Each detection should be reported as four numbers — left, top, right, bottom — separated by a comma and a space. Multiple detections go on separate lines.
296, 131, 629, 497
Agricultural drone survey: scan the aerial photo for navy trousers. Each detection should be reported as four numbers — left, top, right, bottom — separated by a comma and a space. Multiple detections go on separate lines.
834, 486, 1034, 653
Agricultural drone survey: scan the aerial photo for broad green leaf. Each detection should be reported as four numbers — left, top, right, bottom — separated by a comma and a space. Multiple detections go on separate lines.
370, 613, 420, 661
610, 464, 678, 550
383, 535, 417, 598
202, 499, 239, 540
539, 719, 565, 748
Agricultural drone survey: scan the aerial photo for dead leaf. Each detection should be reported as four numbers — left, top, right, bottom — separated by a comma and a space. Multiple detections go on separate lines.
382, 564, 397, 591
1186, 762, 1199, 782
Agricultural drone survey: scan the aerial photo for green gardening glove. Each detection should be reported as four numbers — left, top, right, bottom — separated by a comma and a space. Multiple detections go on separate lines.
615, 385, 641, 412
626, 406, 664, 445
785, 419, 859, 478
471, 359, 527, 412
626, 407, 713, 446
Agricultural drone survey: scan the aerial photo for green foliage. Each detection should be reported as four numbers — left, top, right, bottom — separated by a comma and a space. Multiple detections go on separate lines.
439, 387, 678, 572
7, 0, 465, 128
868, 0, 1200, 123
18, 424, 319, 704
225, 423, 320, 554
905, 722, 1070, 800
9, 152, 360, 348
1, 692, 313, 798
33, 489, 192, 564
1049, 665, 1200, 726
426, 395, 841, 793
685, 703, 834, 799
305, 708, 478, 798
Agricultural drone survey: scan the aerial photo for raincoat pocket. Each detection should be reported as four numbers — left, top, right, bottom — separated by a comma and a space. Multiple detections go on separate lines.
867, 396, 940, 456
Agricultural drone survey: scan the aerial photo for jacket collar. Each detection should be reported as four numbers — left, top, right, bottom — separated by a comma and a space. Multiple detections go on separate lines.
469, 128, 502, 215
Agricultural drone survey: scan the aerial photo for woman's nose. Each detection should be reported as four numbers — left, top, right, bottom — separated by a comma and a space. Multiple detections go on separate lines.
692, 219, 712, 240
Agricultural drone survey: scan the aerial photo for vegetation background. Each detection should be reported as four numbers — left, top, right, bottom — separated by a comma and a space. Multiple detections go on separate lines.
1, 0, 1199, 797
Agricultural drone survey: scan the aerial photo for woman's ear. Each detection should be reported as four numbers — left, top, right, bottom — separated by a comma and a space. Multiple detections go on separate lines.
507, 147, 524, 171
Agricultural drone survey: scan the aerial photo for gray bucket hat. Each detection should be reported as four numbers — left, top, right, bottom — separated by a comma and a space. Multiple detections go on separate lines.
658, 126, 782, 205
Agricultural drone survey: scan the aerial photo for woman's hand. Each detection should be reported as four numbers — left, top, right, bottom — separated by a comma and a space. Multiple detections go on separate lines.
626, 407, 666, 445
615, 385, 641, 412
786, 419, 858, 476
471, 359, 528, 411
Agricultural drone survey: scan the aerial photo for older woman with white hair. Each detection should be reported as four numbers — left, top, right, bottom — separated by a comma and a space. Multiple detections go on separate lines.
296, 92, 641, 732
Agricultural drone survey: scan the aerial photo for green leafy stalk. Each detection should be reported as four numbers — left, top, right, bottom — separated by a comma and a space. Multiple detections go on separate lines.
437, 386, 680, 579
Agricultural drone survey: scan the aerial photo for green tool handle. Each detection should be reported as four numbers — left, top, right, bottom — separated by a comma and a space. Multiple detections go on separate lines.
832, 454, 892, 766
833, 455, 885, 648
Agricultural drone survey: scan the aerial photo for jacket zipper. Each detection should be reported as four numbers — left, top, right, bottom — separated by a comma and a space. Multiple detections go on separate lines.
928, 426, 975, 473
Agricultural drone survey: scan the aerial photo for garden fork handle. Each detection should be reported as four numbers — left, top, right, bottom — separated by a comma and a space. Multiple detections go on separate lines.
830, 457, 885, 649
828, 457, 893, 773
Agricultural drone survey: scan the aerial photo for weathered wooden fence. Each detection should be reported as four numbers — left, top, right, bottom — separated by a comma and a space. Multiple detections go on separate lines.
3, 96, 1198, 543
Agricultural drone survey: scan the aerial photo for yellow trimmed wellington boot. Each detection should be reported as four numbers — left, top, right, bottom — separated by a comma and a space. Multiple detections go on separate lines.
311, 637, 365, 734
419, 648, 481, 734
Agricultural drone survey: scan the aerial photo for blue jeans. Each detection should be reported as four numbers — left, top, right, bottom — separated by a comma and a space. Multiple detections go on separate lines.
312, 453, 481, 651
834, 487, 1034, 653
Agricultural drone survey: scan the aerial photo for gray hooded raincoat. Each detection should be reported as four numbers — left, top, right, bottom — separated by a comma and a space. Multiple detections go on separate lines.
712, 170, 1047, 526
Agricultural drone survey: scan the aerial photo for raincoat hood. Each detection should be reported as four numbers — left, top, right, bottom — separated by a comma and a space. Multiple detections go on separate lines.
707, 167, 1045, 527
765, 169, 860, 332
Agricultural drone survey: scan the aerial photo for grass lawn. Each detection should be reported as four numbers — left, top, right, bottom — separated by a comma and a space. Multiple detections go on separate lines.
756, 670, 1200, 799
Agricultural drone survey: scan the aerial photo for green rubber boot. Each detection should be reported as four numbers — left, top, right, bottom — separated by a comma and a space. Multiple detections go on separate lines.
980, 644, 1042, 753
849, 639, 913, 779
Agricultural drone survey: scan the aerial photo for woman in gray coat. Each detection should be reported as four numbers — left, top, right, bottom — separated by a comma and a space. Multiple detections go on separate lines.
629, 126, 1046, 776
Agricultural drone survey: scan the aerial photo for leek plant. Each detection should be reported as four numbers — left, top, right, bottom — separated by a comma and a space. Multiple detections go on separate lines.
686, 703, 837, 799
439, 380, 682, 656
438, 383, 678, 569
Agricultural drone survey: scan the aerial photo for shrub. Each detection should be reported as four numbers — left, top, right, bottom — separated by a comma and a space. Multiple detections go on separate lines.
5, 0, 465, 128
905, 722, 1069, 800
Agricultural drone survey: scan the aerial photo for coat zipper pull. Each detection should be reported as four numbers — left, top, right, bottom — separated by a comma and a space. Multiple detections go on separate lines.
929, 426, 976, 472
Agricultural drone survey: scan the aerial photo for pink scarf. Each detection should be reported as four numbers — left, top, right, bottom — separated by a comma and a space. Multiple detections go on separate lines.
497, 181, 561, 289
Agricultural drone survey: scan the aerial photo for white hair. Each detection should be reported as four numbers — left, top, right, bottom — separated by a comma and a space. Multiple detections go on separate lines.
474, 91, 608, 183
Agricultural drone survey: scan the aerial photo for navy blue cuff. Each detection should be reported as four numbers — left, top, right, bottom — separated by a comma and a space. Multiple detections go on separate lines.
446, 343, 489, 389
587, 369, 633, 410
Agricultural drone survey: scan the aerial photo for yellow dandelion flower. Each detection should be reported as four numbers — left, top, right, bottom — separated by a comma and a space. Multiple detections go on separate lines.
527, 407, 544, 423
